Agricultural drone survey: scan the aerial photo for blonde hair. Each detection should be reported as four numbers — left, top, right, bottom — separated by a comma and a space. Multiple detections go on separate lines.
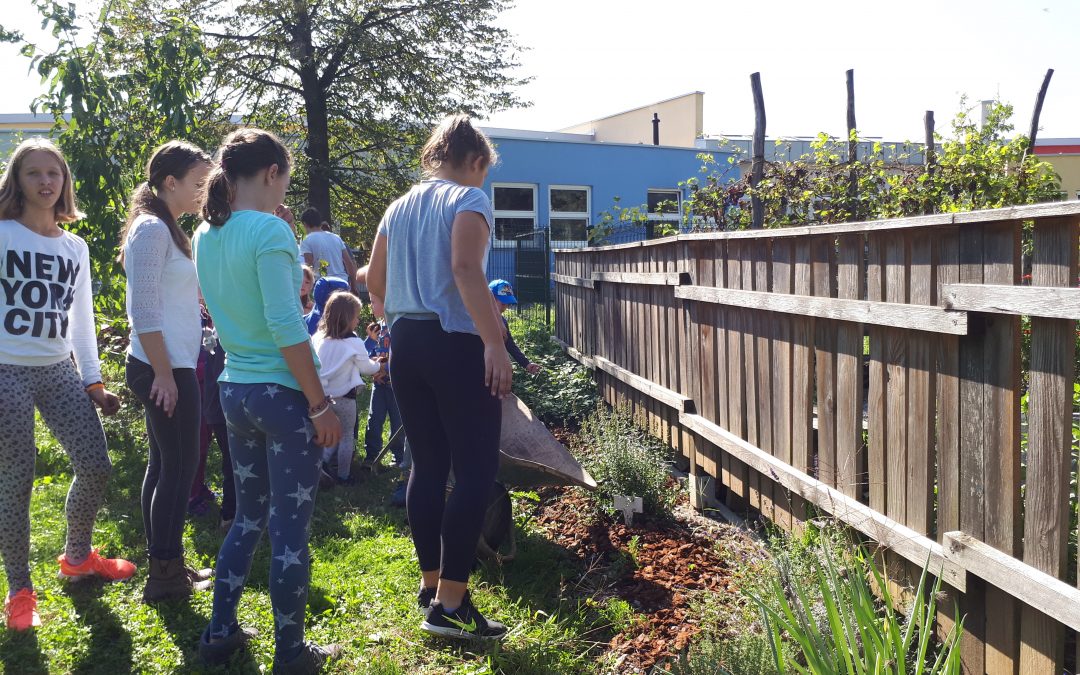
0, 138, 83, 223
419, 115, 497, 177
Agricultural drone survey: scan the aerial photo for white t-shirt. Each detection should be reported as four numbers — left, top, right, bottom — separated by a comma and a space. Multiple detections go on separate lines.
0, 219, 101, 385
123, 214, 202, 369
300, 231, 349, 278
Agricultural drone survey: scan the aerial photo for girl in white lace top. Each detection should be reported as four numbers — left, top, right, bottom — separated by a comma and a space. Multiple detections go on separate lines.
119, 140, 213, 603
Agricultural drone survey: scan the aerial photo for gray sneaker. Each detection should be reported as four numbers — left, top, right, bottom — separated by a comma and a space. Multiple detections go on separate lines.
272, 641, 342, 674
198, 624, 256, 666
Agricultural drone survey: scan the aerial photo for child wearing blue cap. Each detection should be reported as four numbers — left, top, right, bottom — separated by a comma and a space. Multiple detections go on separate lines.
488, 279, 540, 375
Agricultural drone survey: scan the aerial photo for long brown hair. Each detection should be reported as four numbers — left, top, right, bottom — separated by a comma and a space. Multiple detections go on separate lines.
202, 128, 291, 227
0, 138, 83, 223
317, 291, 361, 340
119, 140, 210, 263
419, 114, 498, 177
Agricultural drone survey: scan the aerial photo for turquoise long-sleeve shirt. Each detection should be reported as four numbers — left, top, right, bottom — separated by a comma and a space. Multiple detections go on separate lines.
193, 210, 317, 391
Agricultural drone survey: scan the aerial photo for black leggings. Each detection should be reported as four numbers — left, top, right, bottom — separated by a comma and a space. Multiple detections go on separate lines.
389, 319, 501, 582
126, 356, 201, 560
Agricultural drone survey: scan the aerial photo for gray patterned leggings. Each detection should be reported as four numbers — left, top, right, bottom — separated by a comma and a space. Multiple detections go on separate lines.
0, 360, 112, 593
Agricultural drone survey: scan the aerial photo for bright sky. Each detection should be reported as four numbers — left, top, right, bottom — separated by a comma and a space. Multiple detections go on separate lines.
3, 0, 1079, 141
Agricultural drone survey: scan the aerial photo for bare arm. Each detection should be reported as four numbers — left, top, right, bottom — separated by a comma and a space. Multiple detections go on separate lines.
303, 252, 314, 268
367, 234, 387, 301
451, 211, 511, 397
342, 248, 359, 291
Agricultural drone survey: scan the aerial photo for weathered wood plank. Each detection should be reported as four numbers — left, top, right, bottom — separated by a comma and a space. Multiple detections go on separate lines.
771, 239, 794, 530
726, 241, 749, 509
742, 243, 761, 511
1019, 216, 1078, 675
945, 532, 1080, 633
934, 228, 962, 648
696, 242, 719, 479
754, 240, 774, 520
591, 271, 690, 286
679, 412, 967, 591
791, 239, 814, 526
942, 283, 1080, 320
836, 233, 865, 500
907, 235, 935, 534
981, 221, 1021, 675
867, 234, 887, 514
813, 236, 837, 486
672, 286, 968, 334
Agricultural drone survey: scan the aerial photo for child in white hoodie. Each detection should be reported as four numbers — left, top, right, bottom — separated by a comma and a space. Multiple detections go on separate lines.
311, 291, 384, 483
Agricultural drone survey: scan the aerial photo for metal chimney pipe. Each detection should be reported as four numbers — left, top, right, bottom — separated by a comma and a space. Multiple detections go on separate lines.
652, 113, 660, 145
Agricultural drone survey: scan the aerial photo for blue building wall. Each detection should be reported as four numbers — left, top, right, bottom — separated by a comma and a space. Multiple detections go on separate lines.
481, 134, 737, 291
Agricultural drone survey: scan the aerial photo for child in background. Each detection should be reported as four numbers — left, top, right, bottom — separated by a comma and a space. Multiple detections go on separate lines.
191, 310, 234, 532
312, 292, 384, 484
299, 264, 315, 314
304, 274, 350, 335
363, 320, 402, 468
488, 279, 541, 375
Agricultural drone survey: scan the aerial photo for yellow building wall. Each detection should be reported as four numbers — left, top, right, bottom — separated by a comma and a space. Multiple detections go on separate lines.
558, 92, 703, 148
1041, 154, 1080, 200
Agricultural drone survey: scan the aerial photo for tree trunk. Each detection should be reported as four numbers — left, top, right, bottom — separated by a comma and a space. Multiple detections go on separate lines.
292, 3, 333, 223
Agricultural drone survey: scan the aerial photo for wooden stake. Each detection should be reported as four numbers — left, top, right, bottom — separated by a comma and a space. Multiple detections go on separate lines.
1026, 68, 1054, 153
750, 72, 766, 230
846, 69, 857, 213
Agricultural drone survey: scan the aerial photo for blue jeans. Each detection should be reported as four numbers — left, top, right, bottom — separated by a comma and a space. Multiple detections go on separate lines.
207, 382, 321, 662
364, 383, 402, 463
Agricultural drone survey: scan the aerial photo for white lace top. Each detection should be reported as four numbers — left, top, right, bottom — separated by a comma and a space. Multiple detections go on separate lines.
124, 214, 201, 369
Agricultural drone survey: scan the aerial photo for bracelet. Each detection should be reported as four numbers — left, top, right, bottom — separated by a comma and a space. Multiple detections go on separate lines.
308, 396, 333, 419
85, 382, 105, 393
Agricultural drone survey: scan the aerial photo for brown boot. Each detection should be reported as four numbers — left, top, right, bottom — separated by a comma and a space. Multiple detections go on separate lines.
185, 564, 214, 588
143, 557, 195, 603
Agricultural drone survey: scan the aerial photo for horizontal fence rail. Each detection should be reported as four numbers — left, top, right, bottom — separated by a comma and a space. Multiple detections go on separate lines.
553, 202, 1080, 675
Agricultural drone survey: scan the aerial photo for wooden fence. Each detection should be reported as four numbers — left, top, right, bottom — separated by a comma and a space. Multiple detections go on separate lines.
553, 202, 1080, 675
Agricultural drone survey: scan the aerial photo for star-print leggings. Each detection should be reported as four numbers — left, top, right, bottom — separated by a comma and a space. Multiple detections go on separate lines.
0, 360, 112, 592
208, 382, 321, 663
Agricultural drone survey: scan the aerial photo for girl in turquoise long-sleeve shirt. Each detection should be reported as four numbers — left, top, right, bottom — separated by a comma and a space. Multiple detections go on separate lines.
192, 128, 342, 673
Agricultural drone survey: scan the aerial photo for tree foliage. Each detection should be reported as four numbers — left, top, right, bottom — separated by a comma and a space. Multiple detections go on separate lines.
9, 0, 230, 315
185, 0, 527, 245
682, 99, 1062, 230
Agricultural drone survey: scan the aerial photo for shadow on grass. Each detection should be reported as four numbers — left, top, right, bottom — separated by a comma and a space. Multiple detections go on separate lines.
64, 580, 134, 675
0, 629, 49, 675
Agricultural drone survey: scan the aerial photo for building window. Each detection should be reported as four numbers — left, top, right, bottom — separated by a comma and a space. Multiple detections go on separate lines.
647, 189, 682, 216
549, 185, 590, 246
492, 183, 537, 242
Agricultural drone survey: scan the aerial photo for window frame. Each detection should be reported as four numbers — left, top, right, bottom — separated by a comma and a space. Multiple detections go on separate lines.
548, 184, 591, 248
647, 188, 683, 221
491, 182, 538, 247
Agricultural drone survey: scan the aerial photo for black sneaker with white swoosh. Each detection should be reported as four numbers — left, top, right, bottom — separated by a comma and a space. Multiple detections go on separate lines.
421, 592, 507, 641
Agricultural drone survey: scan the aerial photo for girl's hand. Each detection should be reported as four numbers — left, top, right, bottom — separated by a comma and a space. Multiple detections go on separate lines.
89, 388, 122, 416
150, 374, 179, 417
484, 343, 513, 399
312, 409, 342, 448
525, 362, 541, 375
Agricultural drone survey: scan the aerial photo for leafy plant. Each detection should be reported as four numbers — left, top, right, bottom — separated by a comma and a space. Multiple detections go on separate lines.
576, 405, 679, 519
752, 543, 963, 675
507, 317, 598, 429
682, 98, 1061, 232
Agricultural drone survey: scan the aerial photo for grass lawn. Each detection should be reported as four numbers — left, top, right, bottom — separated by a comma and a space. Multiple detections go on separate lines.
0, 359, 623, 675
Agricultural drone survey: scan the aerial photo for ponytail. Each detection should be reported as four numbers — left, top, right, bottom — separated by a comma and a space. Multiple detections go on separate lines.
202, 128, 292, 227
119, 140, 209, 264
202, 164, 234, 227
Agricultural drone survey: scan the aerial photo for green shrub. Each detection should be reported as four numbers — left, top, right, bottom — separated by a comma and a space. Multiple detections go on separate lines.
752, 542, 963, 675
577, 405, 679, 519
664, 633, 782, 675
506, 317, 598, 429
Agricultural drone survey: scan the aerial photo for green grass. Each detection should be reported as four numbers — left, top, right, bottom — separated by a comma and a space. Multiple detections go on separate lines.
0, 359, 617, 674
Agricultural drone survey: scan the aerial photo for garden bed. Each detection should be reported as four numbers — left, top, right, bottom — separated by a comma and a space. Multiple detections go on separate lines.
524, 484, 764, 672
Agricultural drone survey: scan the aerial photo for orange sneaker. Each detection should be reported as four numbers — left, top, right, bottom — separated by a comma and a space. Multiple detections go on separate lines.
5, 589, 40, 631
57, 548, 137, 582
